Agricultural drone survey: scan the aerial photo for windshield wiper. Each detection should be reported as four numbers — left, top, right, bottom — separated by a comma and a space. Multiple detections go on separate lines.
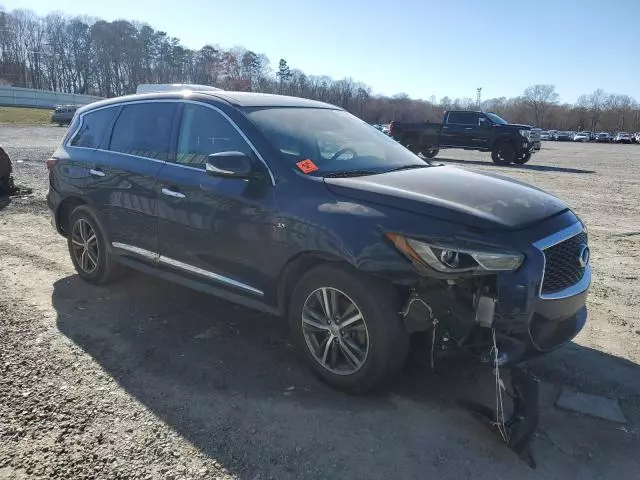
323, 170, 379, 178
387, 164, 430, 173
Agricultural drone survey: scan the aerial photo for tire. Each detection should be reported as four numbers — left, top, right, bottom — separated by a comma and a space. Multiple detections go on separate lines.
0, 146, 14, 195
402, 134, 420, 154
491, 141, 516, 165
422, 147, 439, 158
513, 152, 532, 165
67, 205, 125, 285
288, 264, 409, 393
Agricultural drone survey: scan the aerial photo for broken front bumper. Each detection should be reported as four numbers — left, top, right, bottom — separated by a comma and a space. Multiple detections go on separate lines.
402, 221, 590, 365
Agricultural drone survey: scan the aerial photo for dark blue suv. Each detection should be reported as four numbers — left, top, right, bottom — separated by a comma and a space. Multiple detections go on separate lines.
47, 90, 590, 393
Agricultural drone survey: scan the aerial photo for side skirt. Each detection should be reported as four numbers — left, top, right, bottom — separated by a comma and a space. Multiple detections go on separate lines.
114, 255, 283, 317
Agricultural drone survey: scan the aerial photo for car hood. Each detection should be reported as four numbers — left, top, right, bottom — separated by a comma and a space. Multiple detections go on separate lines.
323, 166, 568, 231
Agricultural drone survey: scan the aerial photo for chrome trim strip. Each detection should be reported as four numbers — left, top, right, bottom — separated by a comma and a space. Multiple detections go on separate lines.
112, 242, 160, 261
169, 162, 205, 172
533, 222, 589, 299
161, 187, 186, 199
540, 266, 591, 300
111, 242, 263, 296
66, 98, 276, 185
533, 222, 585, 250
158, 256, 264, 296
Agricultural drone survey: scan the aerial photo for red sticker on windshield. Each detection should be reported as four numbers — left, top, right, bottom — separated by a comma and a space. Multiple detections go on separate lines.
296, 159, 318, 174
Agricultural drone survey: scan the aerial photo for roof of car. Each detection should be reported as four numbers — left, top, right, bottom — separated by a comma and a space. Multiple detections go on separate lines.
204, 91, 339, 109
77, 90, 340, 115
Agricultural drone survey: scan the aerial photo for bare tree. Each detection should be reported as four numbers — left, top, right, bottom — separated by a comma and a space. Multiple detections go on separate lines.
522, 84, 559, 127
577, 89, 606, 131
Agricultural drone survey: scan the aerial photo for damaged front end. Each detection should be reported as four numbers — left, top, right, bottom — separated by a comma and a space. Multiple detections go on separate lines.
390, 223, 590, 465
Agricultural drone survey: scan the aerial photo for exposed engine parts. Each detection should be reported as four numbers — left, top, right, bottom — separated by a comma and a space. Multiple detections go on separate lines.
400, 281, 540, 468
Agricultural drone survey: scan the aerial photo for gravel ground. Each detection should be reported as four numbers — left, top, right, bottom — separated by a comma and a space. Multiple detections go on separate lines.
1, 125, 640, 479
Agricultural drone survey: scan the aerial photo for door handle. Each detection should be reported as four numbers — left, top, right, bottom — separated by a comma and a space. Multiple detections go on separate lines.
89, 168, 105, 177
465, 127, 473, 130
161, 187, 186, 199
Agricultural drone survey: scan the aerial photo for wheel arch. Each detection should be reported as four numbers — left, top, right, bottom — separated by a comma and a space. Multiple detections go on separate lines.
55, 196, 88, 236
491, 135, 517, 151
276, 251, 357, 316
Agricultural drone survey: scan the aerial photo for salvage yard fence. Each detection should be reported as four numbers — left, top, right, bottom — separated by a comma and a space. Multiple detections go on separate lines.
0, 86, 102, 109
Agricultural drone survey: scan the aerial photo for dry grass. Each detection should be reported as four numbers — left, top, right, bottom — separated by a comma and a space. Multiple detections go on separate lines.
0, 106, 51, 125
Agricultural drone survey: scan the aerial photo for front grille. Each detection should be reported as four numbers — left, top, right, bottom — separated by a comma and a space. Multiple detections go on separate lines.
541, 232, 587, 295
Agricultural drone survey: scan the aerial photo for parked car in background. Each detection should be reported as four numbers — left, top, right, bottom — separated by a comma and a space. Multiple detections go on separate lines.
596, 132, 611, 143
632, 132, 640, 144
390, 110, 536, 164
51, 105, 79, 126
555, 131, 574, 141
613, 132, 632, 144
539, 131, 551, 140
572, 131, 590, 142
382, 124, 391, 135
531, 128, 542, 151
46, 89, 591, 393
548, 130, 558, 140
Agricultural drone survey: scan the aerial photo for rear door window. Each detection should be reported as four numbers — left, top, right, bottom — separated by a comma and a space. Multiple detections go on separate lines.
70, 107, 118, 148
109, 103, 179, 161
447, 112, 479, 126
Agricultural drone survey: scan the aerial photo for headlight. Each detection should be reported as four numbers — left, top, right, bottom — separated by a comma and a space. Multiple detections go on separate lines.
519, 129, 531, 139
386, 234, 524, 274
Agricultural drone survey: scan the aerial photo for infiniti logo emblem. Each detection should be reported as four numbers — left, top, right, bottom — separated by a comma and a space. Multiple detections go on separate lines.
578, 245, 590, 267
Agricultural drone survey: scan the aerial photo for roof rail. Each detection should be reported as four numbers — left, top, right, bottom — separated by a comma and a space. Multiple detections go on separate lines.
135, 84, 223, 94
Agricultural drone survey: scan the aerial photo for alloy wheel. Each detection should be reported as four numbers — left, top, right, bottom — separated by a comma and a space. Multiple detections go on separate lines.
301, 287, 370, 375
71, 218, 99, 274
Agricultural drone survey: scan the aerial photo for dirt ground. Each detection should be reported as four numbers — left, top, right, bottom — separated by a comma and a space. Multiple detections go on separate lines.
1, 126, 639, 479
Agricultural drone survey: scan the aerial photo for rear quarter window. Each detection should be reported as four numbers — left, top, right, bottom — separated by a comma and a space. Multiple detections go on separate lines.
70, 108, 118, 149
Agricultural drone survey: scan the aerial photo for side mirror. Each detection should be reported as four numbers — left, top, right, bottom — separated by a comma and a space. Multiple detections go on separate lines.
478, 117, 490, 128
205, 151, 252, 179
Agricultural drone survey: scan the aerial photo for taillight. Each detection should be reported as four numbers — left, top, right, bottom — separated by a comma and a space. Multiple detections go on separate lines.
389, 121, 397, 136
45, 158, 57, 170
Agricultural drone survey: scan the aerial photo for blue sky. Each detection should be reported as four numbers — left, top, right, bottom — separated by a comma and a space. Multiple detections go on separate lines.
3, 0, 639, 103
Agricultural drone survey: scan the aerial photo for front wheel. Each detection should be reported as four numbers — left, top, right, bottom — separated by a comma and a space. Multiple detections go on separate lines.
513, 152, 532, 165
288, 265, 409, 393
491, 142, 516, 165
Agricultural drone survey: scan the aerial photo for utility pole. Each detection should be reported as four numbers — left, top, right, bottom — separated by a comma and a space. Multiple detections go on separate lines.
476, 87, 482, 110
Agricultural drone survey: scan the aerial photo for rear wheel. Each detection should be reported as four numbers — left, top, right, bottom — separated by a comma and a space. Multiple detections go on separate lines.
421, 147, 439, 158
492, 142, 516, 165
402, 134, 420, 154
513, 152, 532, 165
288, 264, 409, 393
67, 205, 125, 284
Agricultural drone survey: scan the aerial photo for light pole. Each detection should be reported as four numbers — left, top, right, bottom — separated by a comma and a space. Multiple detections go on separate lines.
476, 87, 482, 110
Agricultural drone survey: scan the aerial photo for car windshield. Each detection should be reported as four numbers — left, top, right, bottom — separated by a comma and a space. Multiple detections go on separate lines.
485, 112, 508, 124
245, 107, 428, 176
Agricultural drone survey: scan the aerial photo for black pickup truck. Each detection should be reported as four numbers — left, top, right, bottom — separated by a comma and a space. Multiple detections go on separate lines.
389, 110, 537, 165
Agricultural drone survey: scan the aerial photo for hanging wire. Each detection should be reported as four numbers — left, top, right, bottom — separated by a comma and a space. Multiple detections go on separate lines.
491, 328, 509, 443
400, 292, 439, 370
